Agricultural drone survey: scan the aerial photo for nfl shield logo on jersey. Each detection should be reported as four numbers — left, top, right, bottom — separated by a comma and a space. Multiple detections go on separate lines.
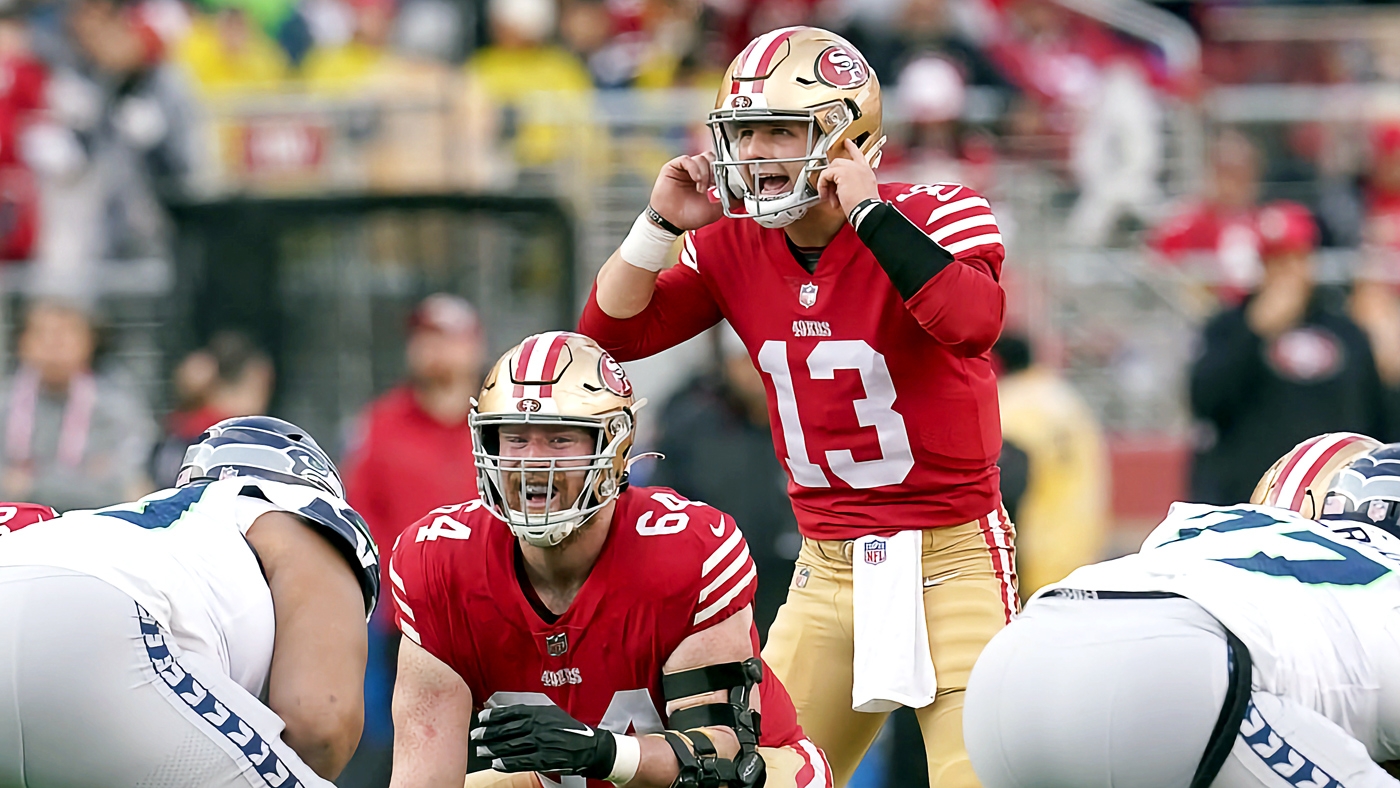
545, 632, 568, 657
864, 539, 887, 565
799, 282, 818, 309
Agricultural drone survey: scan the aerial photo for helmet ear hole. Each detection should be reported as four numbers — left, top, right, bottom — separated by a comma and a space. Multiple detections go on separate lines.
853, 131, 870, 147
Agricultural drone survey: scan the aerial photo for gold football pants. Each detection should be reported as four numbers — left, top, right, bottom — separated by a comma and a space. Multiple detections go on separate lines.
761, 513, 1017, 788
461, 742, 829, 787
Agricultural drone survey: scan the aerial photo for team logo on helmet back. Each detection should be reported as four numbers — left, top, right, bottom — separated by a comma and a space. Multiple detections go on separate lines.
816, 45, 869, 89
599, 354, 632, 397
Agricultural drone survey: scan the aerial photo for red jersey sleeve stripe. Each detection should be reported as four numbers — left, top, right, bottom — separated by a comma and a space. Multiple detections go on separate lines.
692, 562, 756, 626
923, 196, 991, 227
702, 525, 743, 576
698, 544, 751, 604
929, 214, 998, 245
399, 616, 422, 645
392, 590, 415, 622
388, 558, 407, 595
942, 233, 1004, 256
680, 233, 698, 271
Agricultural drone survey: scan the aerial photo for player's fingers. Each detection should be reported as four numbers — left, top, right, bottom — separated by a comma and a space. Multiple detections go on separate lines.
493, 756, 544, 773
680, 155, 707, 183
476, 718, 535, 742
476, 737, 535, 759
816, 167, 837, 201
843, 138, 864, 160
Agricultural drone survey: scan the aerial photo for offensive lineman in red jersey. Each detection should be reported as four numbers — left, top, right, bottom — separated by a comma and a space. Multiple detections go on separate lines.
576, 26, 1013, 788
388, 332, 831, 788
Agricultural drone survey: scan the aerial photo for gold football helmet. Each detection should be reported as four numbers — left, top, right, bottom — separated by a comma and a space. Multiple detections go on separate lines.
708, 26, 884, 228
1250, 432, 1380, 518
471, 331, 639, 546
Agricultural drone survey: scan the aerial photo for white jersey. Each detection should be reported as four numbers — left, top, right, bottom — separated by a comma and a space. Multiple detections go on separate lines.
1038, 502, 1400, 761
0, 478, 353, 696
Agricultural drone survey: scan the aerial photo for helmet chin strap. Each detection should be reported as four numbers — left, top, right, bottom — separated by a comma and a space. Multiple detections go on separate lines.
752, 204, 809, 229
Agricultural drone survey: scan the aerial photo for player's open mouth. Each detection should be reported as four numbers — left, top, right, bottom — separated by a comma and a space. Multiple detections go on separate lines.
755, 173, 791, 198
523, 482, 560, 510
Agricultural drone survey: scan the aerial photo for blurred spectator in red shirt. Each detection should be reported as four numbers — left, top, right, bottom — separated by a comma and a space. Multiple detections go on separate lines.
0, 16, 45, 262
1149, 128, 1265, 300
1362, 121, 1400, 253
342, 292, 485, 623
337, 292, 485, 787
148, 331, 274, 486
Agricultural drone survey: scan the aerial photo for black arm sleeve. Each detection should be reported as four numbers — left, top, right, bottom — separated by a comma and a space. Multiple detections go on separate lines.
1189, 309, 1267, 429
854, 202, 956, 300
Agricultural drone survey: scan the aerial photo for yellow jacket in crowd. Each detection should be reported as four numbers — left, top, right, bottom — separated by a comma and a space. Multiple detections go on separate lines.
999, 365, 1110, 598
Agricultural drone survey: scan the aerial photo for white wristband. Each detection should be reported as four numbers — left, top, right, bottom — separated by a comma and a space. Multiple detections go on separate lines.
606, 732, 642, 785
619, 212, 679, 272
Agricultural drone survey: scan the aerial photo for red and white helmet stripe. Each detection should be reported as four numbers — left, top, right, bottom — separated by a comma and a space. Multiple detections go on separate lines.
1256, 432, 1379, 515
729, 27, 801, 96
511, 330, 571, 400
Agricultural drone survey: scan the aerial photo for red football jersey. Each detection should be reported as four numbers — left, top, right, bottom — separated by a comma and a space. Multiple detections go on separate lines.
579, 182, 1005, 539
0, 502, 58, 535
389, 486, 826, 787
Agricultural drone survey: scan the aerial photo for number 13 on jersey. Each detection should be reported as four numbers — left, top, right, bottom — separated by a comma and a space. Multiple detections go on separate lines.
757, 339, 914, 490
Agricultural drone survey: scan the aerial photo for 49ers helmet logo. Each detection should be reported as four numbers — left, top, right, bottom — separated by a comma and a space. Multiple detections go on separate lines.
599, 354, 632, 397
816, 45, 869, 89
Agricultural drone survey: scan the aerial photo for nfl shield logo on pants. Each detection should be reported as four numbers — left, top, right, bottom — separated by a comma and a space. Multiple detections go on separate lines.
546, 632, 568, 657
799, 282, 818, 308
864, 539, 886, 565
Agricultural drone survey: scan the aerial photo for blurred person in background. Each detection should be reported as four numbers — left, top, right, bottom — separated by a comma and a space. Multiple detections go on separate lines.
338, 292, 485, 788
1360, 119, 1400, 254
647, 322, 800, 640
1189, 201, 1397, 507
1149, 129, 1266, 303
0, 300, 154, 511
840, 0, 1011, 96
149, 330, 274, 486
23, 0, 199, 305
992, 331, 1107, 599
884, 56, 998, 196
467, 0, 591, 167
0, 10, 45, 262
985, 0, 1167, 247
176, 7, 289, 92
300, 0, 395, 89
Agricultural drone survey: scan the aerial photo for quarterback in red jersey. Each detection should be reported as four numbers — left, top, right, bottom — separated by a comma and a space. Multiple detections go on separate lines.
389, 332, 830, 788
576, 26, 1013, 788
0, 502, 58, 535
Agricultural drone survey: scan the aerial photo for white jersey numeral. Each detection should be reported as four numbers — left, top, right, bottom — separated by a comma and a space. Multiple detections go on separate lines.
416, 514, 473, 542
758, 341, 829, 487
758, 339, 915, 489
636, 511, 688, 536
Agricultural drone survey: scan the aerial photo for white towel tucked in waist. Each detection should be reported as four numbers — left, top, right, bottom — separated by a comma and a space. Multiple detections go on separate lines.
851, 530, 937, 713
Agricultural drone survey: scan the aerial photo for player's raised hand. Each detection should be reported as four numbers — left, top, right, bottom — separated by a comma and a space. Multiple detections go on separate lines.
818, 139, 881, 218
472, 704, 621, 779
650, 151, 723, 231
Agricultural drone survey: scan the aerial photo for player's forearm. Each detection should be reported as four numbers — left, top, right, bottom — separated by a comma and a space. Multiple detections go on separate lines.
623, 729, 740, 788
596, 250, 660, 319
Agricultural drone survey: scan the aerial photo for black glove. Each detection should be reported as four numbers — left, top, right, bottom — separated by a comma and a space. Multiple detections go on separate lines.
471, 704, 618, 779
